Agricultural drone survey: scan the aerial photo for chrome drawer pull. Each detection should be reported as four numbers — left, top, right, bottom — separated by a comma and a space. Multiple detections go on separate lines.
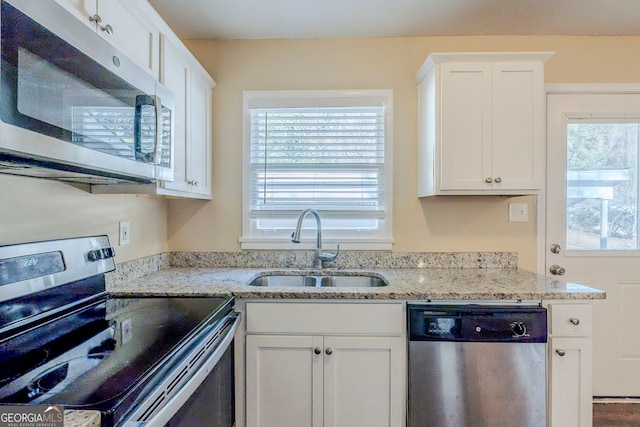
569, 318, 580, 326
556, 349, 566, 357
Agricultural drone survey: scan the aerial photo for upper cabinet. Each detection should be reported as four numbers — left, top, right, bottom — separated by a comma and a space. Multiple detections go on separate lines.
415, 52, 554, 197
159, 35, 214, 199
83, 0, 216, 199
54, 0, 159, 79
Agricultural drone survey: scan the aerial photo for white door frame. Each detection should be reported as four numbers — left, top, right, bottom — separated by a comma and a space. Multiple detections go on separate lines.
538, 83, 640, 275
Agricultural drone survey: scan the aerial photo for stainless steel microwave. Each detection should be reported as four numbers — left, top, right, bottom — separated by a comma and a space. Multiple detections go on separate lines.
0, 0, 174, 185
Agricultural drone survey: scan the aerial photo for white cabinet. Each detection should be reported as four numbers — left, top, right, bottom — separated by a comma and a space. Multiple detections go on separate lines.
159, 35, 214, 199
54, 0, 159, 78
243, 302, 405, 427
545, 301, 593, 427
415, 52, 553, 196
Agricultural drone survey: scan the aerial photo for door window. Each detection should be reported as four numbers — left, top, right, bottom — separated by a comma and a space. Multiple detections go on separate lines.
566, 120, 640, 251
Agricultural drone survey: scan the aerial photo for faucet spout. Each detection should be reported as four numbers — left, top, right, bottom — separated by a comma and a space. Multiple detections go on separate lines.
291, 208, 339, 268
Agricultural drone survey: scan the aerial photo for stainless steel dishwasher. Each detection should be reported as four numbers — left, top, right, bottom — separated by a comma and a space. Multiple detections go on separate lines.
407, 304, 548, 427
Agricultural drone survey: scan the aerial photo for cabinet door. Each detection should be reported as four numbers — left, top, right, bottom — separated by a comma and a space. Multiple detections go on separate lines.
54, 0, 95, 28
95, 0, 159, 78
492, 62, 544, 190
187, 70, 213, 198
246, 335, 323, 427
549, 336, 593, 427
160, 35, 191, 193
439, 62, 492, 191
323, 336, 403, 427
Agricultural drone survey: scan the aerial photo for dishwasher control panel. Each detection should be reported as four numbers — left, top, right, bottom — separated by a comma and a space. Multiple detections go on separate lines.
408, 304, 547, 343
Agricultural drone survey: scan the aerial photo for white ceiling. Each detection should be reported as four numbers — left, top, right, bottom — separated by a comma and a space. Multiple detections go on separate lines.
147, 0, 640, 40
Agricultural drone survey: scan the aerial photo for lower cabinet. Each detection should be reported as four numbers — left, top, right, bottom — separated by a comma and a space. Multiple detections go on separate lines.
545, 301, 593, 427
243, 302, 405, 427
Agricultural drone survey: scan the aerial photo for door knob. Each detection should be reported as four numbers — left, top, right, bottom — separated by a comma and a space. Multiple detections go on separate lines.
549, 265, 566, 275
550, 243, 561, 254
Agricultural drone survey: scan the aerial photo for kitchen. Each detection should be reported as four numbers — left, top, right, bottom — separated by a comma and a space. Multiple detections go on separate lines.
1, 0, 638, 425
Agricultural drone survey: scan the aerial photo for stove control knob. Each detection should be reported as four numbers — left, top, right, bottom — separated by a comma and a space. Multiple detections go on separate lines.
88, 249, 103, 261
511, 322, 528, 337
87, 247, 115, 262
102, 247, 116, 259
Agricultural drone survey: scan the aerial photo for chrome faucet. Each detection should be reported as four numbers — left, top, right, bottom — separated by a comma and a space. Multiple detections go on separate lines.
291, 208, 339, 268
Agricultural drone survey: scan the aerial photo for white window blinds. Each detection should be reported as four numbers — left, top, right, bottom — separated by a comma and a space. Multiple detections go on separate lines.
249, 107, 385, 216
242, 90, 393, 249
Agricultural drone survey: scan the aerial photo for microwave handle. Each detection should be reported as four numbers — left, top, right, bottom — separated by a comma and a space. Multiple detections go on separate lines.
153, 95, 163, 164
134, 95, 162, 165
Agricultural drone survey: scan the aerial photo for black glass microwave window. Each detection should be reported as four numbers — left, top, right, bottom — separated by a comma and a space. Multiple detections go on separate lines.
0, 2, 170, 168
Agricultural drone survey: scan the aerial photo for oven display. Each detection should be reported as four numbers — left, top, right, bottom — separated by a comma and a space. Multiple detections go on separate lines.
0, 251, 65, 286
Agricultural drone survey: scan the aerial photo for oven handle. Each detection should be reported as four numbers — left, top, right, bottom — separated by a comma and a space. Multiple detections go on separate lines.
122, 312, 240, 427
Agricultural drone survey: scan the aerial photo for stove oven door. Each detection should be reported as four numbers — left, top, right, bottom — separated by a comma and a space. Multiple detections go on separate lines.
121, 312, 239, 427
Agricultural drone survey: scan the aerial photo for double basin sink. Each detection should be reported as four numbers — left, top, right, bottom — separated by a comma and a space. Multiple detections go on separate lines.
249, 272, 387, 288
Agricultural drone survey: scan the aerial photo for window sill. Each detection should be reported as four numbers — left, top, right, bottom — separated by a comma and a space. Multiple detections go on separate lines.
239, 237, 394, 251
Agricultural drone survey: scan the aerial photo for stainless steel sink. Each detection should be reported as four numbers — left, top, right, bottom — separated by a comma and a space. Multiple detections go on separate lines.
248, 274, 387, 287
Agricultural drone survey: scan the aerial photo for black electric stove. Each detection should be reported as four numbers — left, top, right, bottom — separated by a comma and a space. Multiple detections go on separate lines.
0, 236, 236, 426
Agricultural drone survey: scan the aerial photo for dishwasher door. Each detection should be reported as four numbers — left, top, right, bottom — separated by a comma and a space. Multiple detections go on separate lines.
407, 304, 547, 427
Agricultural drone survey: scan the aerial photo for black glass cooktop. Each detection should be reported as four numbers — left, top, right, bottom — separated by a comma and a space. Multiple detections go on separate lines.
0, 295, 233, 415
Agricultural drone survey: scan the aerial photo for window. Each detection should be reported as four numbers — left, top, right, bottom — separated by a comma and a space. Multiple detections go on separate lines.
566, 120, 640, 250
241, 90, 393, 250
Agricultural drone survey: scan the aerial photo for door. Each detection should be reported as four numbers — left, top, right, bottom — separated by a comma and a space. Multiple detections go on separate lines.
546, 90, 640, 396
246, 335, 323, 427
323, 336, 401, 427
440, 62, 492, 190
548, 336, 593, 427
492, 62, 544, 190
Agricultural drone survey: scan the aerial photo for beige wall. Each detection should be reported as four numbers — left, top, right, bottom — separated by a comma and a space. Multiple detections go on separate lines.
4, 35, 640, 270
0, 175, 167, 262
168, 35, 640, 272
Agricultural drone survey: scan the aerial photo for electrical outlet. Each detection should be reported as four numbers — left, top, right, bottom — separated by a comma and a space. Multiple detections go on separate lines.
508, 203, 529, 222
119, 222, 130, 245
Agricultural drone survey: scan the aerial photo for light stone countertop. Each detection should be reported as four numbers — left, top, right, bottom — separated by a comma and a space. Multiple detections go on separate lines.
108, 267, 605, 300
64, 410, 100, 427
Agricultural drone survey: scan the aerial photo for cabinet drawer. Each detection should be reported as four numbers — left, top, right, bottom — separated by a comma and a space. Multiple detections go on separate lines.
549, 303, 592, 336
246, 302, 403, 336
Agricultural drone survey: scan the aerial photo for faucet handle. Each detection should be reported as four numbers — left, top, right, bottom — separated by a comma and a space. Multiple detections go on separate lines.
319, 244, 340, 265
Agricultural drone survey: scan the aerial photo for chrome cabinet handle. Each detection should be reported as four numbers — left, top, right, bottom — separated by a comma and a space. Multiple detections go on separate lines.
556, 349, 566, 357
314, 347, 321, 355
569, 318, 580, 326
325, 348, 333, 355
494, 177, 502, 183
485, 177, 493, 183
100, 23, 113, 35
89, 14, 113, 34
549, 265, 566, 275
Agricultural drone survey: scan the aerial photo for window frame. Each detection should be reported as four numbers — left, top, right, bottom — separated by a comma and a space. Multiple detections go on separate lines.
240, 89, 394, 250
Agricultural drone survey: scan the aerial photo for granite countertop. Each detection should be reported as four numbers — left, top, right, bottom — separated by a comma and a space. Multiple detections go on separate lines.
64, 410, 100, 427
108, 267, 605, 300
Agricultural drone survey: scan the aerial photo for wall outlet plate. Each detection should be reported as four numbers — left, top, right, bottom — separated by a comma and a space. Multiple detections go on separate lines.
119, 221, 130, 245
508, 203, 529, 222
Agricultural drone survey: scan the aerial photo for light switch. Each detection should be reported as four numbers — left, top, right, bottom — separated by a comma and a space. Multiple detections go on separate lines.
509, 203, 529, 222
